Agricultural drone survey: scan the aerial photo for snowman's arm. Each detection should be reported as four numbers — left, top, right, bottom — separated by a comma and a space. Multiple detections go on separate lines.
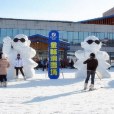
21, 47, 36, 58
102, 51, 109, 60
75, 50, 85, 59
2, 37, 12, 55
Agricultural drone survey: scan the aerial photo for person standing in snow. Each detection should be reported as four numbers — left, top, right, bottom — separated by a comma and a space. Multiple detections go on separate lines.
14, 54, 26, 80
83, 53, 98, 90
0, 52, 10, 87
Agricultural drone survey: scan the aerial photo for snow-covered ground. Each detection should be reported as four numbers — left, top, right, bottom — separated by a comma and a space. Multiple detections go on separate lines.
0, 68, 114, 114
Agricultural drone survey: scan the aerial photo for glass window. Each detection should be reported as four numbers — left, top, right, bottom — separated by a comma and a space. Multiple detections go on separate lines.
96, 32, 100, 38
67, 31, 73, 43
78, 38, 83, 43
83, 32, 89, 39
40, 29, 46, 36
6, 29, 13, 37
13, 29, 18, 37
88, 32, 92, 36
73, 32, 78, 40
99, 32, 104, 39
107, 33, 111, 39
104, 33, 108, 38
59, 31, 63, 40
45, 30, 49, 37
30, 29, 36, 36
62, 31, 67, 41
18, 29, 24, 34
93, 32, 97, 36
112, 33, 114, 39
23, 29, 30, 36
91, 32, 95, 36
109, 33, 113, 39
35, 29, 41, 34
79, 32, 84, 41
60, 31, 67, 41
1, 29, 7, 37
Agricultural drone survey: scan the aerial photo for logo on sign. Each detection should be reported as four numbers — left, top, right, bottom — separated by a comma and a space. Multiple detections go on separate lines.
51, 32, 57, 40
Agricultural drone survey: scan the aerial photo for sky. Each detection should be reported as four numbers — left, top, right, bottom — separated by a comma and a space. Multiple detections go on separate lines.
0, 0, 114, 22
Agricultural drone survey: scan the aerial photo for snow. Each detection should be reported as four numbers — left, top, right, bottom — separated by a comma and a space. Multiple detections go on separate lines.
0, 68, 114, 114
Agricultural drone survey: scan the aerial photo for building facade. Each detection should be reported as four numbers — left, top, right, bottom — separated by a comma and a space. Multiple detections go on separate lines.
0, 13, 114, 61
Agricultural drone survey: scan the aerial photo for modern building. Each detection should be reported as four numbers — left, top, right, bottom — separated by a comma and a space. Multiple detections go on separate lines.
0, 7, 114, 61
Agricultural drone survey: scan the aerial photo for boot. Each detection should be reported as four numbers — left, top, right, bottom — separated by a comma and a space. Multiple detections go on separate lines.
84, 83, 88, 90
23, 76, 26, 80
0, 82, 3, 87
3, 81, 7, 87
89, 84, 94, 91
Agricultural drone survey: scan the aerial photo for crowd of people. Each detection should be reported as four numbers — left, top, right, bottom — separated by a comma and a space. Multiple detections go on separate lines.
34, 58, 75, 70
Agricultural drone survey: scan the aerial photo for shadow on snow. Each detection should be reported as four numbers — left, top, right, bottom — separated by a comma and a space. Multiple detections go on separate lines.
23, 89, 84, 104
8, 78, 84, 88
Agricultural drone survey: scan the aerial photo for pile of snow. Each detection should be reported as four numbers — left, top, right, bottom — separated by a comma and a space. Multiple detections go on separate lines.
0, 68, 114, 114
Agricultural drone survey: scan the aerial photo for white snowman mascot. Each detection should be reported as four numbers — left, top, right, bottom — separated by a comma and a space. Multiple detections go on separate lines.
2, 34, 37, 80
74, 36, 111, 78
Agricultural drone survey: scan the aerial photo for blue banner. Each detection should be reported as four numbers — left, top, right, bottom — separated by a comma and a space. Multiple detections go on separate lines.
48, 30, 59, 79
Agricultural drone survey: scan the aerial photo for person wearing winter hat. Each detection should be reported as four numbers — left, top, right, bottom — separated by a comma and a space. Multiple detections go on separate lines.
83, 53, 98, 91
0, 52, 10, 87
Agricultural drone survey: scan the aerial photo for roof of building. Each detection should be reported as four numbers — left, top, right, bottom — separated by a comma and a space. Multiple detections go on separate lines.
0, 17, 75, 24
78, 14, 114, 23
29, 34, 70, 50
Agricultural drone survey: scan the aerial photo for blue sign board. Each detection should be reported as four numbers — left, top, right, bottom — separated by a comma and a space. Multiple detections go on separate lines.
48, 30, 59, 79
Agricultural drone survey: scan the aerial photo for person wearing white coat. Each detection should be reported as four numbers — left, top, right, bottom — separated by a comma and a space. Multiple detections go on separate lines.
14, 54, 26, 80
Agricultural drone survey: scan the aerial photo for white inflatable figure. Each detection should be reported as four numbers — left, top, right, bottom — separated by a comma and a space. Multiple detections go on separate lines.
2, 34, 37, 80
74, 36, 111, 78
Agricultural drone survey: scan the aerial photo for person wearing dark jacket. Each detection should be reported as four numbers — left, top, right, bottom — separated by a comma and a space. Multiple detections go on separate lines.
83, 53, 98, 90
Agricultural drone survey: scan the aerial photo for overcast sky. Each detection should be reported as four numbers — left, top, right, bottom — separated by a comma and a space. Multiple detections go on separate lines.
0, 0, 114, 22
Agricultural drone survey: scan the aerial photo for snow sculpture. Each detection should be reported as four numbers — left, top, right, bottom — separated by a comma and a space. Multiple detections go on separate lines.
2, 34, 37, 80
74, 36, 111, 78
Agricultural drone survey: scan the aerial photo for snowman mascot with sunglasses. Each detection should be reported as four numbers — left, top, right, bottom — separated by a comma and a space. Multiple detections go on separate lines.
2, 34, 37, 80
74, 36, 110, 79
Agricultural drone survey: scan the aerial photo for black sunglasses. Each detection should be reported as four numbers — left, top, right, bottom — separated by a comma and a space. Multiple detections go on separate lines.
86, 40, 100, 44
13, 38, 25, 43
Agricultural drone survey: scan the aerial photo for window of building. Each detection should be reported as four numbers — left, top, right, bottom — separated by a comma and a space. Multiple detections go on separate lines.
58, 30, 63, 40
30, 29, 36, 36
1, 29, 7, 37
40, 29, 46, 36
23, 29, 30, 36
62, 31, 68, 41
13, 29, 18, 37
67, 31, 73, 44
18, 29, 24, 34
79, 32, 84, 42
6, 29, 13, 37
99, 32, 104, 39
83, 32, 89, 39
73, 32, 78, 40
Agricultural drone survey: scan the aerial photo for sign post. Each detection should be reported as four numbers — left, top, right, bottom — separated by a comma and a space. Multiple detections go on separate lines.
48, 30, 59, 79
